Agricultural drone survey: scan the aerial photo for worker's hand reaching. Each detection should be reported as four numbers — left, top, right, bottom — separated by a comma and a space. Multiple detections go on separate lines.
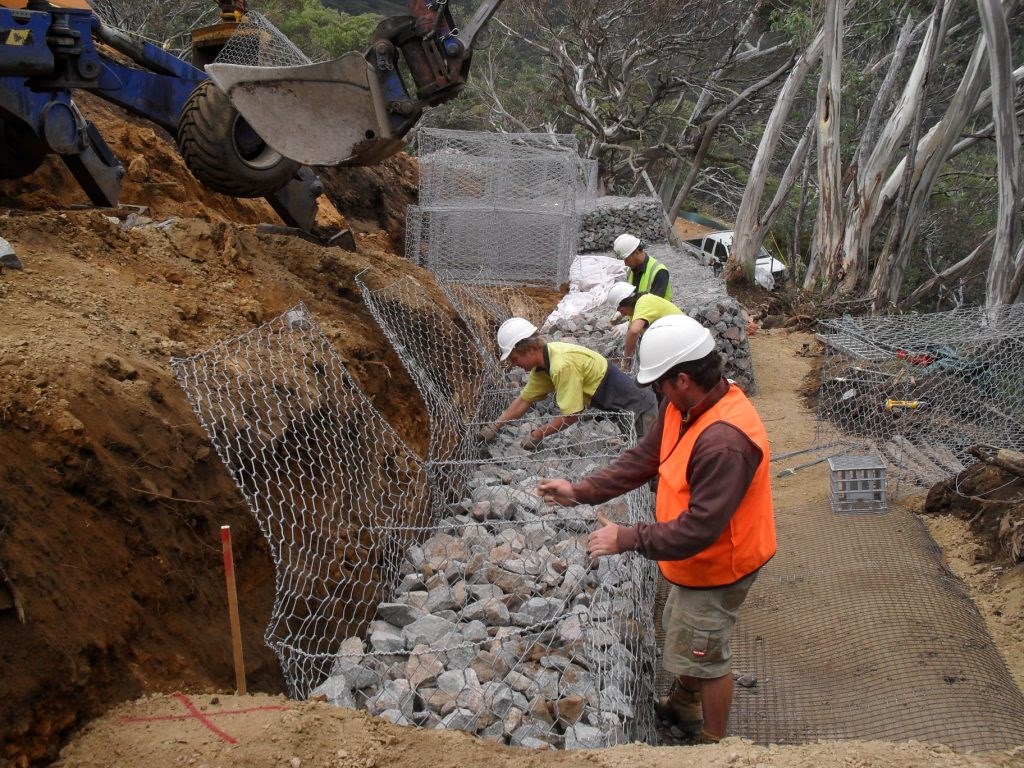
520, 429, 543, 451
536, 478, 575, 507
587, 512, 621, 558
478, 423, 499, 444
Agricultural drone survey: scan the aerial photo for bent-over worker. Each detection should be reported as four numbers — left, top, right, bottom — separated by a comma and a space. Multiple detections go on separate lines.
478, 317, 657, 451
536, 314, 775, 744
606, 282, 684, 369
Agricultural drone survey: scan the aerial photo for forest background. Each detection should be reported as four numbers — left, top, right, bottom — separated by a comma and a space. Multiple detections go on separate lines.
90, 0, 1024, 313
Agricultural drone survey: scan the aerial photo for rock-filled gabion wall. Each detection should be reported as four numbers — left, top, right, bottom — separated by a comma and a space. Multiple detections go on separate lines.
311, 417, 658, 749
578, 196, 667, 253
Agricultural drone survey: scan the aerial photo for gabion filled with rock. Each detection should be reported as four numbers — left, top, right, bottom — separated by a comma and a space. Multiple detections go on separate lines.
578, 196, 667, 253
312, 416, 658, 749
174, 304, 659, 750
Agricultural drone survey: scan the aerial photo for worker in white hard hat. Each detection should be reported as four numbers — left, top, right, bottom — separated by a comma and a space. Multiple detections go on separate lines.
477, 317, 657, 451
612, 233, 672, 300
537, 314, 775, 745
606, 282, 684, 369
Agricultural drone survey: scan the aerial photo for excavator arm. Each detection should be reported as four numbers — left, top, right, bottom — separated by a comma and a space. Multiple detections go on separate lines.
205, 0, 505, 167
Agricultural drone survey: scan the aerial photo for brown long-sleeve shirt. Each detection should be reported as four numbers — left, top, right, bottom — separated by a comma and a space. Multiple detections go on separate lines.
572, 378, 764, 562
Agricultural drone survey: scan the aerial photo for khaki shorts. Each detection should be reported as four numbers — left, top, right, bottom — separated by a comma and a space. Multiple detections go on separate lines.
660, 571, 759, 679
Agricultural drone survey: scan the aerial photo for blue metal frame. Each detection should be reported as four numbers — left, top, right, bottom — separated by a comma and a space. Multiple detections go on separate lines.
0, 7, 206, 140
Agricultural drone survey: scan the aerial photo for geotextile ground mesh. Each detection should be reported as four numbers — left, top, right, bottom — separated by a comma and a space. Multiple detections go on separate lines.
726, 499, 1024, 751
173, 304, 659, 748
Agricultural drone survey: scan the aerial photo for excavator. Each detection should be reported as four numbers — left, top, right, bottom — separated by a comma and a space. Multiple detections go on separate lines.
0, 0, 503, 241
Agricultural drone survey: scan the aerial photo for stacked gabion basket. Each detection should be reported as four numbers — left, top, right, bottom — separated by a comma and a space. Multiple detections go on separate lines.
408, 129, 596, 288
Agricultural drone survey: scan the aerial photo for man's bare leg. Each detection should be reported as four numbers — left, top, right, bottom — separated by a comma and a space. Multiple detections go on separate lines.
681, 673, 732, 741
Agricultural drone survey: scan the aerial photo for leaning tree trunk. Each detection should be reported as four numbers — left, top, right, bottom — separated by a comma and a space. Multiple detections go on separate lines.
977, 0, 1022, 306
666, 61, 791, 225
899, 230, 995, 308
733, 29, 825, 286
869, 2, 948, 311
868, 29, 992, 308
840, 0, 946, 299
815, 0, 846, 293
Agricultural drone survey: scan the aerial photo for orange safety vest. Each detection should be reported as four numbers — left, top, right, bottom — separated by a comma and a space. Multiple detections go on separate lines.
656, 383, 776, 587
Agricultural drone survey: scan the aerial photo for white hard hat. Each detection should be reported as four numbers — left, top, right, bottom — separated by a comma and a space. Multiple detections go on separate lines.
606, 282, 637, 307
636, 315, 716, 384
613, 233, 642, 260
496, 317, 538, 361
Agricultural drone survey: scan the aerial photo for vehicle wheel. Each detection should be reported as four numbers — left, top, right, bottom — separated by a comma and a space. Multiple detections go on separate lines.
0, 119, 47, 180
177, 80, 301, 198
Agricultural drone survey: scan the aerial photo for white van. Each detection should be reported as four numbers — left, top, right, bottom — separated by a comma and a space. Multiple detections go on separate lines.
698, 231, 788, 290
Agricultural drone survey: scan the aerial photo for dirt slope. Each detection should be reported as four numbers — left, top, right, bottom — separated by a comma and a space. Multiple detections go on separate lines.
0, 95, 429, 766
1, 93, 1022, 768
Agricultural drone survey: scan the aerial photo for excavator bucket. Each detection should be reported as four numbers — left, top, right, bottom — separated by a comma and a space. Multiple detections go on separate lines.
205, 54, 406, 167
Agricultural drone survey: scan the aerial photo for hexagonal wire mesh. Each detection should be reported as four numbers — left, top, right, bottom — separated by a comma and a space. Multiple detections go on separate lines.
436, 274, 552, 370
406, 204, 579, 289
410, 128, 596, 288
170, 305, 429, 695
172, 303, 659, 748
213, 11, 315, 67
813, 304, 1024, 491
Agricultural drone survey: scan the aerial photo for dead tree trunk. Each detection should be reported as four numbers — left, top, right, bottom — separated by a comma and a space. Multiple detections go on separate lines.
977, 0, 1022, 306
815, 0, 846, 292
733, 30, 825, 286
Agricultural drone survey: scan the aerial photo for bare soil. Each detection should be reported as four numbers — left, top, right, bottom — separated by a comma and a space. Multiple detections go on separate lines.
1, 98, 1022, 768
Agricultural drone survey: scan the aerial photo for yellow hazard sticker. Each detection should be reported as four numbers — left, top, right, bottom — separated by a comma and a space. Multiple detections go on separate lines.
1, 29, 33, 46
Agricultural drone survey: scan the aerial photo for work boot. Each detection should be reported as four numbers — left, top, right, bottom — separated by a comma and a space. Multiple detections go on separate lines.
654, 681, 702, 735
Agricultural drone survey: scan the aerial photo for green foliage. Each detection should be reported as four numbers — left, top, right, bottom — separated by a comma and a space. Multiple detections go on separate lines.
260, 0, 383, 58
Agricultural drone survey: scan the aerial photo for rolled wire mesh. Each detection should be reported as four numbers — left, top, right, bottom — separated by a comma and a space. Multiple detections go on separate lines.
725, 500, 1024, 751
170, 304, 431, 697
213, 11, 315, 67
814, 305, 1024, 490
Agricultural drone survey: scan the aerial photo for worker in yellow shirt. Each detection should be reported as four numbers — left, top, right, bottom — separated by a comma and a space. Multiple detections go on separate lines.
606, 282, 685, 369
478, 317, 657, 451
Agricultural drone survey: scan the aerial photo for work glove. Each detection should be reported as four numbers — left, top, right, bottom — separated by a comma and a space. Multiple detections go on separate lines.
478, 423, 499, 444
521, 430, 544, 451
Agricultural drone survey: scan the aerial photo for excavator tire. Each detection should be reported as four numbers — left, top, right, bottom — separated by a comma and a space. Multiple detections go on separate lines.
0, 118, 48, 180
177, 80, 301, 198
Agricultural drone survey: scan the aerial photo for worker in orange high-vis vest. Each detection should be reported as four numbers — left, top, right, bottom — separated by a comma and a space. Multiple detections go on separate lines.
537, 314, 775, 744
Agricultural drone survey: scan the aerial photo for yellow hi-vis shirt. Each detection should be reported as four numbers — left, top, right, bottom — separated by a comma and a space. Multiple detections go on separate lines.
518, 342, 608, 415
633, 294, 684, 327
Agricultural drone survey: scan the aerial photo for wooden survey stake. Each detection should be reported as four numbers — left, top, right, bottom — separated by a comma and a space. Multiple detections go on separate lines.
220, 525, 247, 695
